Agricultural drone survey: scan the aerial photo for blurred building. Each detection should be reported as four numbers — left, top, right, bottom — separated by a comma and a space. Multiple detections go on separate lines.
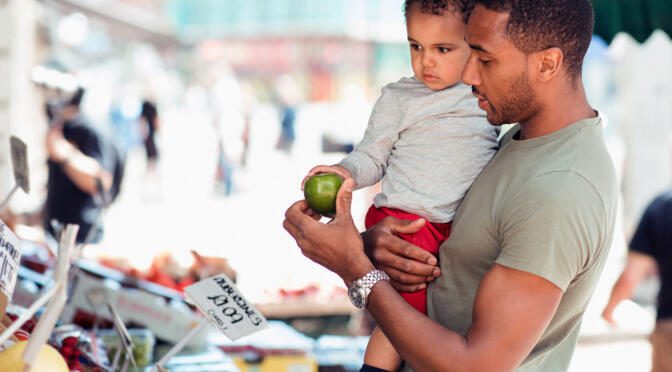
168, 0, 411, 101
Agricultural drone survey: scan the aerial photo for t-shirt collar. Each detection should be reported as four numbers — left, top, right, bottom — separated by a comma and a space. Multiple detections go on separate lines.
507, 113, 602, 150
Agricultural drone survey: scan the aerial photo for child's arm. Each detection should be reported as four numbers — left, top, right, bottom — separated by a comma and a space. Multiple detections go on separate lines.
301, 164, 353, 190
338, 84, 404, 188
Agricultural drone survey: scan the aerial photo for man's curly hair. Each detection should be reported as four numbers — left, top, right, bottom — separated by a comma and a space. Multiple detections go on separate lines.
474, 0, 593, 79
404, 0, 475, 23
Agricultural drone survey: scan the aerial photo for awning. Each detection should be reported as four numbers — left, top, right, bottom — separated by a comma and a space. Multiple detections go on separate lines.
593, 0, 672, 43
44, 0, 180, 48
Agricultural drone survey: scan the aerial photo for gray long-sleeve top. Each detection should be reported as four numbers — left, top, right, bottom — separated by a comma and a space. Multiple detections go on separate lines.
339, 77, 499, 223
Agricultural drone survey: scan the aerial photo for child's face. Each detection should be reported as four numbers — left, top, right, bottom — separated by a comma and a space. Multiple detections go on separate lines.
406, 7, 471, 91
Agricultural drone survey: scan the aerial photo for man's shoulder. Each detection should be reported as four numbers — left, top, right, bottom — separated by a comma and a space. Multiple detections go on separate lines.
652, 190, 672, 207
644, 190, 672, 217
64, 117, 103, 139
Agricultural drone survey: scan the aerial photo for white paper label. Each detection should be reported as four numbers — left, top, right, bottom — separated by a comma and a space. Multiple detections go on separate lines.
0, 219, 21, 299
185, 274, 267, 341
10, 136, 30, 193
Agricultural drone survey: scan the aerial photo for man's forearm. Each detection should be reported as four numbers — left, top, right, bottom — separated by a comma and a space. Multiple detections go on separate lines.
604, 253, 656, 318
603, 272, 639, 316
60, 151, 112, 195
366, 281, 471, 371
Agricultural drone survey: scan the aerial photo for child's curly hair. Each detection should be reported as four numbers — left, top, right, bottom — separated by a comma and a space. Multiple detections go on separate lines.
404, 0, 475, 23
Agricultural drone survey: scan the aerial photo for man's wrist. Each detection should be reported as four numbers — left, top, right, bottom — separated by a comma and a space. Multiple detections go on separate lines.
347, 268, 390, 309
343, 262, 376, 287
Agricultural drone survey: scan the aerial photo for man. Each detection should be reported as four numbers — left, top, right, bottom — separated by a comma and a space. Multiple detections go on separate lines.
284, 0, 617, 371
602, 190, 672, 372
45, 88, 114, 243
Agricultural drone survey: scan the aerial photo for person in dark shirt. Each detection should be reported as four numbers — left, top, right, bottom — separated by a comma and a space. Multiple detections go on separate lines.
44, 88, 113, 243
140, 99, 160, 171
603, 190, 672, 372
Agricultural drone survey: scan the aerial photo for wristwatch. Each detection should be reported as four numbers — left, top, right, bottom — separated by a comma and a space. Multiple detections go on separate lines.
347, 269, 390, 309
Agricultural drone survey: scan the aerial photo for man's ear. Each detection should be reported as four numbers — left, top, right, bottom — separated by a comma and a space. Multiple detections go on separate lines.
533, 47, 563, 82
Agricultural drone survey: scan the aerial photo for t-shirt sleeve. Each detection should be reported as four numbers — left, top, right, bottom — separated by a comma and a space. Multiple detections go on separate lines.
496, 172, 605, 291
338, 85, 403, 189
67, 124, 114, 172
629, 195, 664, 257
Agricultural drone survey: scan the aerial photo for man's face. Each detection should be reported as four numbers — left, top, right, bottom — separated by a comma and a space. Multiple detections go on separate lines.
406, 7, 471, 91
462, 6, 537, 125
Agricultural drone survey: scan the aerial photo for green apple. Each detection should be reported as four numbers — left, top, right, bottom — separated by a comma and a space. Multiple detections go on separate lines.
304, 173, 344, 216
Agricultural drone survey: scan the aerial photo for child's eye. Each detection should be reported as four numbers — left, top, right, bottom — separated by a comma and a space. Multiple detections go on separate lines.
479, 58, 491, 65
409, 43, 421, 51
438, 47, 452, 53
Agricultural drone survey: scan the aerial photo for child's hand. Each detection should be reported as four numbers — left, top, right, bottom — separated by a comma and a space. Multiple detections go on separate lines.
301, 164, 353, 190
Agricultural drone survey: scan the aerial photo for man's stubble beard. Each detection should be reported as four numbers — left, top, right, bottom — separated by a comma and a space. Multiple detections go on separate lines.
489, 70, 536, 126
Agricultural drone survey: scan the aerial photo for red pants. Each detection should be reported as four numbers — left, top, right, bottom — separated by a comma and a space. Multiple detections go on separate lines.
365, 206, 451, 314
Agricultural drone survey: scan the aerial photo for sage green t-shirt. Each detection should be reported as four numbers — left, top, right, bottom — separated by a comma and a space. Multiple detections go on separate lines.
422, 116, 618, 371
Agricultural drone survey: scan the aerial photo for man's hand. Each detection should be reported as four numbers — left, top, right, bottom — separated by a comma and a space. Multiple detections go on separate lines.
362, 217, 440, 292
301, 164, 354, 190
283, 179, 374, 284
601, 307, 617, 327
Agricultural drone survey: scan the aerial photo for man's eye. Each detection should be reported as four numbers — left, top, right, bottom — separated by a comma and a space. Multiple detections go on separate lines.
479, 58, 491, 64
438, 47, 452, 53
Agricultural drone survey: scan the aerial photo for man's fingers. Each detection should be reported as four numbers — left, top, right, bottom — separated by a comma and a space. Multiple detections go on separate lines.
373, 232, 438, 266
384, 236, 437, 265
373, 243, 439, 278
334, 178, 355, 222
284, 200, 317, 230
382, 266, 430, 286
282, 218, 300, 239
306, 207, 321, 221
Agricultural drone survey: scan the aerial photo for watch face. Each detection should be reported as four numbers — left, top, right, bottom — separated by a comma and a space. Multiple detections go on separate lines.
348, 285, 366, 309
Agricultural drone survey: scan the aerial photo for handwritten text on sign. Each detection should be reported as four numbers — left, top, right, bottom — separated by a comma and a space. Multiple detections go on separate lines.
0, 220, 21, 299
185, 274, 267, 340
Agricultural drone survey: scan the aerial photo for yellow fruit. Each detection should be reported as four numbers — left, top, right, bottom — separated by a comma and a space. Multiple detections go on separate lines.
0, 340, 69, 372
304, 173, 344, 216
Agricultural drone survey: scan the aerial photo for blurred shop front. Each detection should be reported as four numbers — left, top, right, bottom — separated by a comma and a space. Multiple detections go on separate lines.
170, 0, 411, 102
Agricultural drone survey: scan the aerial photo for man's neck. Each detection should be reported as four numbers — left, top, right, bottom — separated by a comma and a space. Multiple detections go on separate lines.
518, 84, 596, 140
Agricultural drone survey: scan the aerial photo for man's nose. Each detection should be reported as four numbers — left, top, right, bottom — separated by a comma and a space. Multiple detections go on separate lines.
462, 54, 481, 86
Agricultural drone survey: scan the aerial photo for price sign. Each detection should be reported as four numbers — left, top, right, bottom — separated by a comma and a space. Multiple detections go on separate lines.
0, 219, 20, 299
10, 136, 29, 193
185, 274, 267, 341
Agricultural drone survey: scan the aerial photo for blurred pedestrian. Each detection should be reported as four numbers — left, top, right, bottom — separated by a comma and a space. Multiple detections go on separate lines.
274, 75, 300, 153
603, 190, 672, 372
209, 67, 247, 195
44, 87, 115, 244
140, 98, 160, 174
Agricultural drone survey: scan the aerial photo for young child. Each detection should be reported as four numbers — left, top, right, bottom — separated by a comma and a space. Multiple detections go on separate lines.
303, 1, 498, 370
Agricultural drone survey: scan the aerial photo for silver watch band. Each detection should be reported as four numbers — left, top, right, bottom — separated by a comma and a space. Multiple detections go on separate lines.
358, 269, 390, 289
348, 269, 390, 309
